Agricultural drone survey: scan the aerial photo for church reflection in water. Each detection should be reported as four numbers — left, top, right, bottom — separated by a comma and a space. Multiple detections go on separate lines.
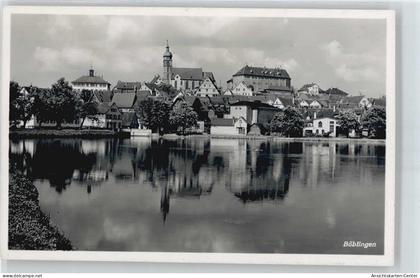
9, 137, 385, 222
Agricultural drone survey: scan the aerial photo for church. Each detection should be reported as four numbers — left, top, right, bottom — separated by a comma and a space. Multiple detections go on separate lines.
162, 42, 216, 93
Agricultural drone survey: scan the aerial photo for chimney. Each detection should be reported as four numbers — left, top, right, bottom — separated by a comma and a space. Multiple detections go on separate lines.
89, 69, 94, 77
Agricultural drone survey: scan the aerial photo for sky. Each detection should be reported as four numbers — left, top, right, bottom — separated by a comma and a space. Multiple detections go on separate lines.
10, 14, 387, 97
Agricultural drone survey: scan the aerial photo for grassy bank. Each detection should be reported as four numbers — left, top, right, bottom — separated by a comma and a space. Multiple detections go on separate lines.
9, 128, 121, 139
8, 169, 73, 250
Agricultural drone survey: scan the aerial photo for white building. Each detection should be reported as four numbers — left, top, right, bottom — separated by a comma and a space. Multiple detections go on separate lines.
195, 77, 220, 97
232, 82, 253, 96
304, 115, 339, 137
72, 69, 111, 91
298, 83, 323, 96
210, 117, 247, 135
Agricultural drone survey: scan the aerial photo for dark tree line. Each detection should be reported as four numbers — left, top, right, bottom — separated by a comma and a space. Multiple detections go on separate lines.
9, 78, 99, 129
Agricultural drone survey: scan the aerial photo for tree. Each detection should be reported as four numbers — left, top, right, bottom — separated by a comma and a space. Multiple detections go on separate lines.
32, 78, 80, 128
78, 90, 98, 128
157, 83, 179, 100
169, 101, 198, 135
336, 110, 360, 137
361, 106, 386, 139
269, 107, 304, 137
135, 98, 171, 135
9, 81, 20, 128
15, 86, 36, 128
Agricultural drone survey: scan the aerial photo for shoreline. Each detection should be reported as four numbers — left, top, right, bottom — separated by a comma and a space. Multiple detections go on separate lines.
9, 129, 386, 144
159, 134, 386, 144
8, 169, 73, 250
9, 128, 126, 139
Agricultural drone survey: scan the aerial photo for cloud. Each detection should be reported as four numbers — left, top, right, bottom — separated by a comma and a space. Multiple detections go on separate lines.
336, 64, 379, 82
45, 16, 73, 35
33, 47, 101, 71
242, 49, 300, 72
321, 40, 382, 82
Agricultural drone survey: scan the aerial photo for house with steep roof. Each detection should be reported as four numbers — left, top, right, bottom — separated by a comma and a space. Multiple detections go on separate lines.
72, 69, 111, 91
195, 77, 220, 97
228, 65, 291, 93
232, 81, 254, 96
112, 92, 137, 112
82, 102, 122, 130
92, 90, 113, 103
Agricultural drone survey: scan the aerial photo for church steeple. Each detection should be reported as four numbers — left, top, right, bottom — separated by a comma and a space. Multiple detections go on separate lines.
163, 40, 173, 84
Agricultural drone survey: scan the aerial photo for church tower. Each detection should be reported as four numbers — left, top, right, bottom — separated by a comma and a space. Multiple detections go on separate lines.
163, 41, 173, 84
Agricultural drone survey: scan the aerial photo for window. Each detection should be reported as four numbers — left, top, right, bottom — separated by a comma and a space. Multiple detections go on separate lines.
329, 121, 334, 132
318, 121, 323, 128
237, 127, 245, 134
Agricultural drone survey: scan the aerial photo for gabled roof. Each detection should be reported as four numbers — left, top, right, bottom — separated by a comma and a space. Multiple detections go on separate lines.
325, 87, 348, 96
183, 96, 199, 107
341, 95, 366, 104
96, 102, 120, 114
298, 83, 317, 91
112, 92, 136, 108
73, 75, 109, 85
233, 65, 290, 79
211, 118, 234, 126
114, 81, 142, 90
203, 72, 215, 82
172, 67, 203, 80
93, 90, 113, 103
370, 98, 386, 106
277, 97, 294, 107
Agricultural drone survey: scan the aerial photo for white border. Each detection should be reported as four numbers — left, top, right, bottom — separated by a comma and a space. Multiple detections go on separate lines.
0, 6, 395, 266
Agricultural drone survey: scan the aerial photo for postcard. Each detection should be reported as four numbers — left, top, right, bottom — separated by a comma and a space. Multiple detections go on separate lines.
1, 6, 395, 265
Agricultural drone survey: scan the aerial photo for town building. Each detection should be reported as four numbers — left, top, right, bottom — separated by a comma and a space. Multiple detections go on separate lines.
82, 102, 122, 130
232, 82, 254, 96
210, 117, 247, 135
226, 101, 280, 127
339, 96, 372, 109
302, 110, 339, 137
113, 81, 143, 94
195, 77, 220, 97
227, 65, 291, 93
72, 68, 111, 91
162, 42, 215, 92
297, 83, 324, 96
112, 92, 137, 113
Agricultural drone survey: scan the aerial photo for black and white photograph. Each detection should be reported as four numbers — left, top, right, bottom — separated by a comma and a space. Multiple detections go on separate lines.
1, 6, 395, 266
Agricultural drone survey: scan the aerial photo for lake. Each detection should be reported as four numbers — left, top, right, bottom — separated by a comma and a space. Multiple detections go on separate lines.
9, 137, 385, 254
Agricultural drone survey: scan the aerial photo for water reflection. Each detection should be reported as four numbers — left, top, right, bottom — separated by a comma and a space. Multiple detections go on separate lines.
9, 138, 385, 254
